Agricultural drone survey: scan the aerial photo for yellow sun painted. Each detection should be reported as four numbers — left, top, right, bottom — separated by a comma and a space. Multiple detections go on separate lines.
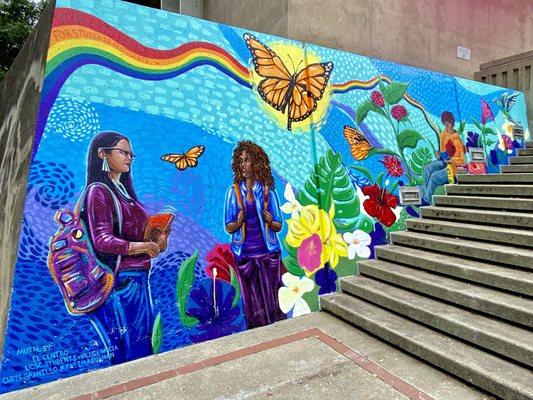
250, 42, 332, 133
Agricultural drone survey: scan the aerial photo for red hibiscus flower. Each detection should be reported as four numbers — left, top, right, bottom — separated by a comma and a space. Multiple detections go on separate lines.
362, 184, 399, 227
380, 155, 404, 177
445, 139, 456, 157
205, 244, 237, 282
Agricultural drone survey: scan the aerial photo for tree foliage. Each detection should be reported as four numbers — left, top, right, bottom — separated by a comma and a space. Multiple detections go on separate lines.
0, 0, 46, 81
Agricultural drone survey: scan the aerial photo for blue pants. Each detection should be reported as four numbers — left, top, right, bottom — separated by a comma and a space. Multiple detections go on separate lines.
421, 160, 448, 204
89, 271, 154, 365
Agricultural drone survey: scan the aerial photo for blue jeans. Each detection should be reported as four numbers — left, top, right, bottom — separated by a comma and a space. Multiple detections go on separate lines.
421, 160, 448, 204
89, 271, 154, 364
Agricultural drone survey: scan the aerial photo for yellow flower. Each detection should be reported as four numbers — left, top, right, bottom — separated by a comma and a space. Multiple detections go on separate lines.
286, 204, 348, 275
502, 121, 514, 137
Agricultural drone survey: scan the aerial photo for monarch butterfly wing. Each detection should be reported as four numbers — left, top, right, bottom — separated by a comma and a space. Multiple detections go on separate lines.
244, 33, 292, 80
182, 145, 205, 169
244, 33, 292, 113
287, 88, 316, 130
286, 62, 334, 129
294, 62, 333, 100
161, 153, 187, 171
343, 125, 372, 161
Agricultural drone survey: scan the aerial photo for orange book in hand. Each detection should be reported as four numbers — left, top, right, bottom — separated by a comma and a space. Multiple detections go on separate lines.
143, 213, 174, 241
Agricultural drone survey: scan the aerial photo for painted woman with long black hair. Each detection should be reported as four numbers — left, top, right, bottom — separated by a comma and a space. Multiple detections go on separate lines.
83, 131, 168, 364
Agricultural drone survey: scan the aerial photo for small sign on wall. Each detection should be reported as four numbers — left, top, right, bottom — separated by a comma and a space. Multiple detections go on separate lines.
457, 46, 471, 61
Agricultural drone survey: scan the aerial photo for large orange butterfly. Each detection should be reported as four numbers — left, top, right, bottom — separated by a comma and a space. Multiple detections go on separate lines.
161, 145, 205, 171
343, 125, 373, 161
244, 33, 333, 131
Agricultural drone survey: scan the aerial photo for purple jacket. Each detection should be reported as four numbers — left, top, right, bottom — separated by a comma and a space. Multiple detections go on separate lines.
85, 184, 150, 271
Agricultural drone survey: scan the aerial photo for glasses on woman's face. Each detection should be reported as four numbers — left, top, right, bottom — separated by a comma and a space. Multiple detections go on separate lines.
102, 147, 136, 160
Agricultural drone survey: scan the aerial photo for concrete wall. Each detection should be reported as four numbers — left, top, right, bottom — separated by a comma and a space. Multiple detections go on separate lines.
203, 0, 533, 79
204, 0, 288, 38
0, 0, 55, 362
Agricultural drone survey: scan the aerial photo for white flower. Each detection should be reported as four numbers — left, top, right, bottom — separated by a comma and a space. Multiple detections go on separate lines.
278, 273, 314, 317
342, 230, 371, 259
280, 182, 302, 219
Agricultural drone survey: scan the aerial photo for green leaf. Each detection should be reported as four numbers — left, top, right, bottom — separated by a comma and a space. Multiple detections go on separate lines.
283, 254, 305, 277
151, 312, 163, 354
398, 129, 424, 151
484, 127, 498, 136
382, 82, 409, 105
388, 180, 399, 194
356, 100, 373, 126
367, 148, 399, 158
176, 250, 200, 328
408, 147, 433, 176
349, 165, 373, 182
297, 150, 360, 231
376, 172, 384, 188
471, 118, 483, 132
486, 139, 496, 147
458, 120, 466, 134
229, 267, 241, 308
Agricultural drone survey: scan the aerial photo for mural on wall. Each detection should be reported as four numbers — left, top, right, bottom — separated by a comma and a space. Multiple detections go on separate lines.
0, 0, 530, 393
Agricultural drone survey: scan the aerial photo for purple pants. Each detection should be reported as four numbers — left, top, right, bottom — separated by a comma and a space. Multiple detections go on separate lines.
236, 251, 286, 329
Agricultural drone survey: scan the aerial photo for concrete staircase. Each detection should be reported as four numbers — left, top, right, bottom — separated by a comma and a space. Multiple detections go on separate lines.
322, 142, 533, 400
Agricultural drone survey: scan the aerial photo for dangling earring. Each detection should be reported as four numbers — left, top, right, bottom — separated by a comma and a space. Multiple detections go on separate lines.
102, 157, 110, 172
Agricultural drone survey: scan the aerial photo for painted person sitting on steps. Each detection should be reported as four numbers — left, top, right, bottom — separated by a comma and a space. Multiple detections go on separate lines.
420, 111, 466, 205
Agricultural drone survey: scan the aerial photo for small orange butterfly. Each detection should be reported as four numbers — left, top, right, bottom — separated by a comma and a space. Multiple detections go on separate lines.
161, 145, 205, 171
343, 125, 373, 160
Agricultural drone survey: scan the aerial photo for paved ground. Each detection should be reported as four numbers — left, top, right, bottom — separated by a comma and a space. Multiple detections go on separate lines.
2, 312, 495, 400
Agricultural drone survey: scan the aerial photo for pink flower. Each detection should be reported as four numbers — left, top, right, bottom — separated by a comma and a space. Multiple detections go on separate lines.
297, 233, 323, 275
370, 91, 385, 107
391, 105, 408, 121
481, 98, 494, 125
502, 134, 513, 150
380, 155, 404, 177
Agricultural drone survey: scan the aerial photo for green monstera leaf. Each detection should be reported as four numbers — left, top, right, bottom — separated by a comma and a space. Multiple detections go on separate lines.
409, 147, 433, 176
176, 250, 200, 328
297, 149, 360, 231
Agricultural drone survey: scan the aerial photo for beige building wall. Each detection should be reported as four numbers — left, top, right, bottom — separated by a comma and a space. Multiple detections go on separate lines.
202, 0, 533, 80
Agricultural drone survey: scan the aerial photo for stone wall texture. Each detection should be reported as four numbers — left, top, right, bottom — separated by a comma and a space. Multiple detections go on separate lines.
0, 0, 55, 360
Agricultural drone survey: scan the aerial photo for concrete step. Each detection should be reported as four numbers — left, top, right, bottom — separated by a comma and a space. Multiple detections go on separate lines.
510, 155, 533, 164
457, 173, 533, 184
433, 195, 533, 212
357, 259, 533, 328
420, 206, 533, 229
320, 293, 533, 400
501, 164, 533, 173
375, 245, 533, 296
518, 148, 533, 156
390, 231, 533, 271
445, 184, 533, 197
527, 142, 533, 149
406, 218, 533, 248
339, 276, 533, 367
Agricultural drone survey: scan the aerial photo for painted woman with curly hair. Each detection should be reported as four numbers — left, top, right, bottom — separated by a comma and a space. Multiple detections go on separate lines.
224, 140, 286, 329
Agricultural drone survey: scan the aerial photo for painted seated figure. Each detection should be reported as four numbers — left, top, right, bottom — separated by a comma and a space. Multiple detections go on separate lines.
421, 111, 466, 205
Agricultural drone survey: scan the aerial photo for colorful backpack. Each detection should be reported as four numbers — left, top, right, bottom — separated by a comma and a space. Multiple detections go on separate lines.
47, 183, 122, 315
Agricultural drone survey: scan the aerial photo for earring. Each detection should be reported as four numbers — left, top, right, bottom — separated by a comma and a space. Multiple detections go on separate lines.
102, 157, 110, 172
